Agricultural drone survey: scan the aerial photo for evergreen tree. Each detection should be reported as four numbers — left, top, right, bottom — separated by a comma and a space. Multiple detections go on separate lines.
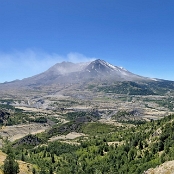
51, 153, 55, 163
49, 166, 53, 174
32, 167, 36, 174
3, 154, 19, 174
21, 153, 25, 161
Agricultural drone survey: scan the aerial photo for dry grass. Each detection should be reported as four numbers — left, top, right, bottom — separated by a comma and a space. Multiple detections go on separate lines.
0, 151, 33, 174
15, 106, 51, 113
49, 132, 86, 142
144, 161, 174, 174
107, 141, 123, 146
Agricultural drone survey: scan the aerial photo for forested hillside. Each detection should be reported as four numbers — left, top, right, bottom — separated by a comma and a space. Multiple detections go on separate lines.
1, 112, 174, 173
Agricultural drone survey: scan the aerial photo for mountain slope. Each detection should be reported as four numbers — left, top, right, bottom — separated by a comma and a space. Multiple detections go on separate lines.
1, 59, 153, 87
82, 59, 149, 81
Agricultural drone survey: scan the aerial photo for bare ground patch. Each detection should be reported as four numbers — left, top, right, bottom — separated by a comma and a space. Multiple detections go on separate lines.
49, 132, 86, 142
15, 106, 51, 113
107, 141, 123, 146
99, 119, 125, 127
0, 123, 50, 142
144, 160, 174, 174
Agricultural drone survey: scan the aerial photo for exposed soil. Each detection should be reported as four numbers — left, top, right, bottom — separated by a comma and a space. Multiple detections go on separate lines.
15, 106, 51, 113
99, 118, 124, 127
107, 141, 123, 146
49, 132, 86, 141
144, 161, 174, 174
0, 123, 50, 143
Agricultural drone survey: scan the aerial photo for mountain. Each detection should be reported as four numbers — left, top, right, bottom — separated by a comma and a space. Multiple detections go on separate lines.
0, 59, 153, 87
82, 59, 150, 81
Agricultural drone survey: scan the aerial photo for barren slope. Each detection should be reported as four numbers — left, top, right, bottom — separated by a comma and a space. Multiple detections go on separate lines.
144, 161, 174, 174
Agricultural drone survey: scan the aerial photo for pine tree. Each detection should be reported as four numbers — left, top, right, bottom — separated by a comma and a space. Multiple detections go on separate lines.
49, 166, 53, 174
21, 153, 25, 161
32, 168, 36, 174
51, 153, 55, 163
3, 154, 19, 174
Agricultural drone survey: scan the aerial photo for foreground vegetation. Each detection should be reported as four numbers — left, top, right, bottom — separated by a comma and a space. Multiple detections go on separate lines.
1, 109, 174, 173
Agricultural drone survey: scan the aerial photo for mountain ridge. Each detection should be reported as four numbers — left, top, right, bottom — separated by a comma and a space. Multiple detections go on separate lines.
0, 59, 157, 86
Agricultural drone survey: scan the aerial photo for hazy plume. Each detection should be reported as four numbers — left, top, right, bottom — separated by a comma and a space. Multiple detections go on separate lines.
0, 49, 97, 82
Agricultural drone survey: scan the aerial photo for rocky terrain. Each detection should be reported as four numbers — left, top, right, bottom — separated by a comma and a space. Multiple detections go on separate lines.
144, 161, 174, 174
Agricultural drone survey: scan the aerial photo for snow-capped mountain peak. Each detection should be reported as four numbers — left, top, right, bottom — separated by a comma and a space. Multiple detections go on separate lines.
2, 59, 152, 87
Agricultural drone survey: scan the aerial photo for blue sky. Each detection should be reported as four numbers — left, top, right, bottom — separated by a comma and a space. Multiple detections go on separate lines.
0, 0, 174, 82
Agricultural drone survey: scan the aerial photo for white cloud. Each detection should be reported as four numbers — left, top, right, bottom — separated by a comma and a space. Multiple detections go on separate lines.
67, 52, 96, 63
0, 49, 97, 82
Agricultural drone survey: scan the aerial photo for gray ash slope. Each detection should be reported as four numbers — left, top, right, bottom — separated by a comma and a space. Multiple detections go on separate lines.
82, 59, 149, 81
0, 59, 172, 93
2, 59, 152, 86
